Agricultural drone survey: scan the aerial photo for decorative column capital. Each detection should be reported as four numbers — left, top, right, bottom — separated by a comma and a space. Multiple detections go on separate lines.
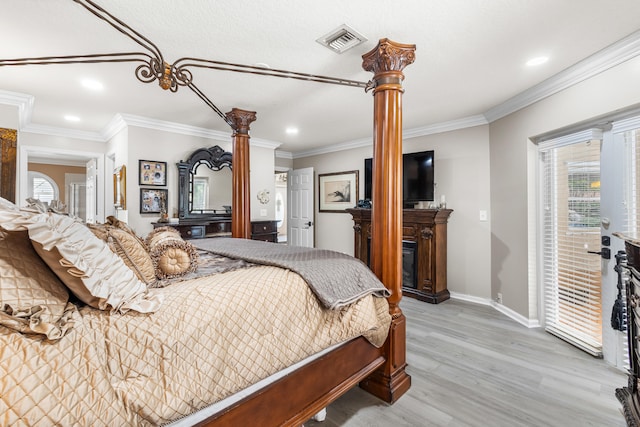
225, 108, 257, 135
362, 39, 416, 92
362, 38, 416, 76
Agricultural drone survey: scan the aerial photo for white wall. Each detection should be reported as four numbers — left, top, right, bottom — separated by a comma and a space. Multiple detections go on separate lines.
293, 146, 370, 255
491, 55, 640, 318
250, 145, 276, 221
293, 125, 493, 299
125, 126, 231, 236
0, 99, 278, 237
125, 126, 277, 237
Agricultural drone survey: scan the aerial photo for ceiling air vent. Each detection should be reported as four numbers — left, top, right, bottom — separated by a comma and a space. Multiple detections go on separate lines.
316, 24, 367, 54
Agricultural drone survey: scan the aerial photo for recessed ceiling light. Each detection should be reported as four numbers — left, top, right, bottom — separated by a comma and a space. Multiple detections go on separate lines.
526, 56, 549, 67
64, 115, 81, 122
81, 78, 104, 91
285, 127, 299, 135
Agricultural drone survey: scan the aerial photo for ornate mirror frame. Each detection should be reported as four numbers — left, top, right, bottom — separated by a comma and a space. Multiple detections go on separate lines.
177, 145, 233, 220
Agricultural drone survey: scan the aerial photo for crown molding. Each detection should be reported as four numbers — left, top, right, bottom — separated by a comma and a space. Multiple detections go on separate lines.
110, 113, 281, 149
289, 114, 489, 159
0, 90, 34, 130
0, 97, 282, 148
275, 150, 293, 160
22, 123, 105, 142
484, 28, 640, 123
403, 114, 488, 139
291, 136, 372, 159
4, 28, 640, 156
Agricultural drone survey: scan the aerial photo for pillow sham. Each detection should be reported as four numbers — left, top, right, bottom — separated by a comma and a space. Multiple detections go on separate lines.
105, 215, 147, 246
146, 227, 198, 279
0, 227, 76, 340
89, 223, 156, 286
28, 213, 163, 313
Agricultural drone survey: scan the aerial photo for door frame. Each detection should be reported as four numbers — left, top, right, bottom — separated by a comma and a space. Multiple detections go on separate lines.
19, 145, 105, 221
287, 167, 315, 247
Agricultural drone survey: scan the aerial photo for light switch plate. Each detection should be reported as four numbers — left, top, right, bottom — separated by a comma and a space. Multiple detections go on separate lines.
479, 210, 488, 221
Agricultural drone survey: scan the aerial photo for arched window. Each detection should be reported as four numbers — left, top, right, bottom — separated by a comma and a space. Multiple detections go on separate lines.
28, 171, 59, 203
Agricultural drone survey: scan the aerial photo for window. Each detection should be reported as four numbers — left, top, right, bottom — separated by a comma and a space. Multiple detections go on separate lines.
567, 161, 600, 229
28, 171, 59, 204
192, 176, 209, 211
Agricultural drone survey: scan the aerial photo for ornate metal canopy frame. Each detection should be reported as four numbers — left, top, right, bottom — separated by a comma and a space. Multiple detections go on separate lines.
0, 0, 372, 130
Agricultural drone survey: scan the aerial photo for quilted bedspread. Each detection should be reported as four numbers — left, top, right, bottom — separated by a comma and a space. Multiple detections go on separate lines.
0, 265, 390, 426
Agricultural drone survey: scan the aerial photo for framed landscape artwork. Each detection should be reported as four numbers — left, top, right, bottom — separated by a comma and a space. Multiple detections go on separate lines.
318, 170, 358, 212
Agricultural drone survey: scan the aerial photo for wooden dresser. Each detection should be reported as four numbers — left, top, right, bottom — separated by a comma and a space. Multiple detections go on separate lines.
616, 236, 640, 425
153, 219, 278, 242
347, 208, 453, 304
153, 218, 231, 239
250, 220, 278, 242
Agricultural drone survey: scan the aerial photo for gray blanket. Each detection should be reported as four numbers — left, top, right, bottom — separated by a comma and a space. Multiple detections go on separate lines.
193, 238, 391, 309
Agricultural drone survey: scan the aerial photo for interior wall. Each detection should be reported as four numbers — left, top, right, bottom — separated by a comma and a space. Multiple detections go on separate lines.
126, 126, 232, 236
126, 126, 277, 237
293, 146, 371, 255
293, 124, 493, 299
490, 55, 640, 319
250, 145, 276, 221
107, 126, 128, 221
27, 163, 85, 203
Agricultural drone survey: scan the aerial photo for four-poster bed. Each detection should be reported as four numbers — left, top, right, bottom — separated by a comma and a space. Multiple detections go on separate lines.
0, 1, 416, 423
199, 40, 416, 424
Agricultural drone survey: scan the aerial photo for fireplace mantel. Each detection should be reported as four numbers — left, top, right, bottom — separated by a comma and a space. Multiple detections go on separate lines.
347, 208, 453, 304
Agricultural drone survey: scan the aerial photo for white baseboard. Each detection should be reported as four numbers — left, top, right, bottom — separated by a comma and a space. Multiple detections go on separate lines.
449, 292, 541, 329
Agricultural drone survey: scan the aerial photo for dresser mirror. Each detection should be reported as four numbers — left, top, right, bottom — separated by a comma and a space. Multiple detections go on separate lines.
177, 145, 233, 220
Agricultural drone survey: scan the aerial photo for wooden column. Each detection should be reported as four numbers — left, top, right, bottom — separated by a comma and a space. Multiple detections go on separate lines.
359, 38, 415, 403
0, 128, 17, 203
225, 108, 256, 239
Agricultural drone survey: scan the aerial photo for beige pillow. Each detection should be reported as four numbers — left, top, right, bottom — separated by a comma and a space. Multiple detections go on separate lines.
89, 223, 156, 286
0, 228, 76, 340
28, 213, 162, 313
146, 227, 198, 279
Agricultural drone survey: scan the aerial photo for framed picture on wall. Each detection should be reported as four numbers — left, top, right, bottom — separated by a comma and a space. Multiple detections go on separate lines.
318, 170, 358, 212
140, 188, 167, 214
139, 160, 167, 186
113, 165, 126, 209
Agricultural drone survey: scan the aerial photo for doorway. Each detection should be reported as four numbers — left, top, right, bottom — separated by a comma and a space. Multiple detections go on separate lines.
19, 145, 105, 221
539, 130, 603, 356
538, 118, 640, 367
275, 171, 287, 243
287, 167, 314, 247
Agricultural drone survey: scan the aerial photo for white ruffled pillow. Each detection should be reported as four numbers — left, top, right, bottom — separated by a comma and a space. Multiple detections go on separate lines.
0, 197, 163, 314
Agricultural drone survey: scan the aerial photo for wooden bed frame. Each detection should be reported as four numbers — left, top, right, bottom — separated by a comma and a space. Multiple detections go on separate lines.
0, 38, 415, 426
201, 38, 416, 426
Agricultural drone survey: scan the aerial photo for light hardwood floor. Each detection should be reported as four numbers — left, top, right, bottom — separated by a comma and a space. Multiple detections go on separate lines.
307, 298, 627, 427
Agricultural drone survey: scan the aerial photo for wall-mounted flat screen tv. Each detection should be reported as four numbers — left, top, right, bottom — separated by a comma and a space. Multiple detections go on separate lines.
364, 150, 435, 206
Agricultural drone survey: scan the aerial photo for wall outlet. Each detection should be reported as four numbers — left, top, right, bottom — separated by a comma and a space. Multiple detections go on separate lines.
497, 292, 503, 304
260, 209, 267, 217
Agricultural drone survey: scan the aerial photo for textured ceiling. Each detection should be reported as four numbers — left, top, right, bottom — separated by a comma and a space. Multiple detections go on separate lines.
2, 0, 640, 155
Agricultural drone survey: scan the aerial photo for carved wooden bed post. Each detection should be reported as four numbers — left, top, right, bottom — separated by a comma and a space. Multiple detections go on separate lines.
226, 108, 256, 239
359, 38, 415, 403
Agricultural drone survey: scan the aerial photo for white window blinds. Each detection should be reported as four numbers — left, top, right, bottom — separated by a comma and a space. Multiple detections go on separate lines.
539, 129, 603, 356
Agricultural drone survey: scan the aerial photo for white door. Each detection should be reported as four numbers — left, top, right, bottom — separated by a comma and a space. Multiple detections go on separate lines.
287, 167, 314, 247
540, 130, 603, 356
606, 117, 640, 368
85, 159, 97, 224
